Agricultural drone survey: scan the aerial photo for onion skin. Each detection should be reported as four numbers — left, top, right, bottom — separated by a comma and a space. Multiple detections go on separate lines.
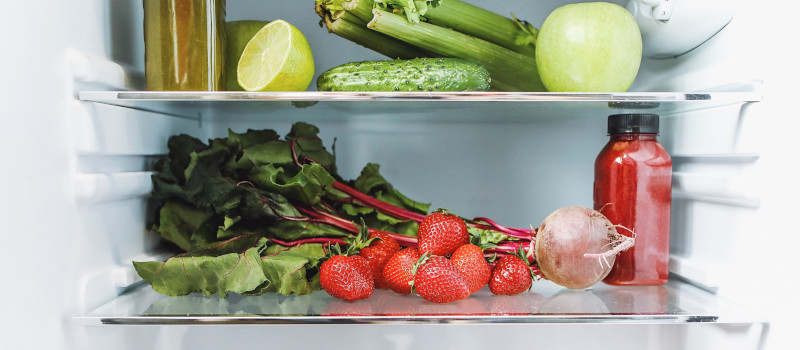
534, 206, 632, 289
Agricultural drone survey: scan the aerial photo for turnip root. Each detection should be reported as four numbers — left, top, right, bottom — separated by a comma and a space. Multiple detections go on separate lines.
534, 206, 634, 289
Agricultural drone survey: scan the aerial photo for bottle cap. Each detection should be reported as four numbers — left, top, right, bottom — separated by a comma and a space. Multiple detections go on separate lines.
608, 114, 660, 134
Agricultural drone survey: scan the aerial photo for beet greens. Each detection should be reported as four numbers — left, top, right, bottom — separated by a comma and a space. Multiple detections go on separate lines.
135, 122, 536, 297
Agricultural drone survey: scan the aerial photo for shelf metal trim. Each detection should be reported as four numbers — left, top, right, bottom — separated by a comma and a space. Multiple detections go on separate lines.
79, 90, 762, 103
77, 280, 765, 327
96, 314, 728, 326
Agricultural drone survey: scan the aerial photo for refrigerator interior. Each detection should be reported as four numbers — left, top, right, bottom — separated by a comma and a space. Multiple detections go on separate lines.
3, 0, 799, 349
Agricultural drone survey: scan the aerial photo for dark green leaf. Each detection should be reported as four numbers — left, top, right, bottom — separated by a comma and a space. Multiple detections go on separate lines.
353, 163, 430, 214
252, 243, 326, 296
152, 201, 218, 251
227, 128, 280, 150
143, 122, 433, 298
247, 163, 336, 206
166, 134, 208, 184
133, 236, 269, 297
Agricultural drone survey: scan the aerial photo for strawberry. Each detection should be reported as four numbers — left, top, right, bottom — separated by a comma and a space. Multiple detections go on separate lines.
358, 231, 400, 289
381, 247, 421, 295
320, 254, 374, 302
488, 255, 533, 295
417, 210, 470, 256
413, 256, 470, 304
450, 244, 491, 295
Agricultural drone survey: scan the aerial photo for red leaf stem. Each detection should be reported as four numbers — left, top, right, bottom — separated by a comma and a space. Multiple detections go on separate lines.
294, 205, 419, 248
331, 181, 427, 222
471, 217, 536, 240
269, 237, 346, 247
330, 181, 535, 241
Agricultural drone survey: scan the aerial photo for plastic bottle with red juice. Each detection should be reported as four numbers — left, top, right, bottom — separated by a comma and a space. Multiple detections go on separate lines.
594, 114, 672, 285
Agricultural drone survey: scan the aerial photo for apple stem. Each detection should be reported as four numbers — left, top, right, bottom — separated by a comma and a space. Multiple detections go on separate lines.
511, 13, 539, 46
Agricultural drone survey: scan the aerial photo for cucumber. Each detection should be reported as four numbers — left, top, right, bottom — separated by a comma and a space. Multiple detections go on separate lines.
316, 58, 491, 92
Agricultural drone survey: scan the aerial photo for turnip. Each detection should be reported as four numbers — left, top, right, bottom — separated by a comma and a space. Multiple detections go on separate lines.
534, 206, 634, 289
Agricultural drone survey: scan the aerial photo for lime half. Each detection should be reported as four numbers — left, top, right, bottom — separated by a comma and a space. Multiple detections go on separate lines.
225, 20, 270, 91
237, 20, 314, 92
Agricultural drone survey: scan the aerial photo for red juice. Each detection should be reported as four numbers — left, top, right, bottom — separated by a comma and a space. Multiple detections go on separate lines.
594, 114, 672, 285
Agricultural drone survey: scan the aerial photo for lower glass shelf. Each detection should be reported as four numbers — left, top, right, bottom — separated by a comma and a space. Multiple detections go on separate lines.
79, 279, 762, 325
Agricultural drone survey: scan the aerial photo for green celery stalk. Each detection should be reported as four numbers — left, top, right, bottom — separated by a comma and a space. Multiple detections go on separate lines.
317, 0, 374, 23
423, 0, 536, 57
321, 12, 430, 59
367, 9, 545, 91
342, 0, 376, 23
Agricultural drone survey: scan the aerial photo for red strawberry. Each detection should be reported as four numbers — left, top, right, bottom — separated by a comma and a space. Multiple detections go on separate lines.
358, 231, 400, 289
417, 210, 470, 256
381, 247, 421, 295
450, 244, 491, 295
489, 255, 533, 295
413, 256, 470, 304
348, 254, 374, 281
320, 255, 374, 301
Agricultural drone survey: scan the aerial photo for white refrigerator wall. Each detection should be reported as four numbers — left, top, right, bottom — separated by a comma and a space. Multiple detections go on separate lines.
2, 1, 798, 349
632, 2, 800, 349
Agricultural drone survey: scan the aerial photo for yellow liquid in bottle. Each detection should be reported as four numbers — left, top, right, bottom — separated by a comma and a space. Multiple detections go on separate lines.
143, 0, 225, 91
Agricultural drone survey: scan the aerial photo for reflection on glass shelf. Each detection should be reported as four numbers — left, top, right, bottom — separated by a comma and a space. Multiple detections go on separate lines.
78, 88, 762, 121
79, 279, 761, 325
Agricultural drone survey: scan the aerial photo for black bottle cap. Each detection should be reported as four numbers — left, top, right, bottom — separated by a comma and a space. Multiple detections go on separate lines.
608, 114, 660, 134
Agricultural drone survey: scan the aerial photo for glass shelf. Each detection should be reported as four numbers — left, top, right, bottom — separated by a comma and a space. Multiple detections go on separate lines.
78, 89, 762, 121
78, 279, 762, 326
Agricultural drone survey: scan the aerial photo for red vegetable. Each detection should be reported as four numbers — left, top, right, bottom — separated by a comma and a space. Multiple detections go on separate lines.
534, 206, 634, 289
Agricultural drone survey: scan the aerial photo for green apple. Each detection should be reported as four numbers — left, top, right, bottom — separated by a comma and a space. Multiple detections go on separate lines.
225, 20, 270, 91
535, 2, 642, 92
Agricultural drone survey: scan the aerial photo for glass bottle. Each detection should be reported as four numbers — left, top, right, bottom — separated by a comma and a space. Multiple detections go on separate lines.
594, 114, 672, 285
143, 0, 226, 91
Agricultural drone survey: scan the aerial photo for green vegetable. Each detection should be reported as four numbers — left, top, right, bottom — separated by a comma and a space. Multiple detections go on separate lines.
318, 5, 430, 59
314, 0, 544, 91
138, 122, 536, 298
389, 0, 537, 57
316, 57, 491, 92
367, 9, 544, 91
320, 0, 537, 56
372, 0, 435, 23
133, 236, 271, 297
137, 122, 430, 297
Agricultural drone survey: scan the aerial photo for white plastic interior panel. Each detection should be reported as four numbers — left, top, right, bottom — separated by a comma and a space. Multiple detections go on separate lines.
8, 0, 795, 350
627, 0, 738, 59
